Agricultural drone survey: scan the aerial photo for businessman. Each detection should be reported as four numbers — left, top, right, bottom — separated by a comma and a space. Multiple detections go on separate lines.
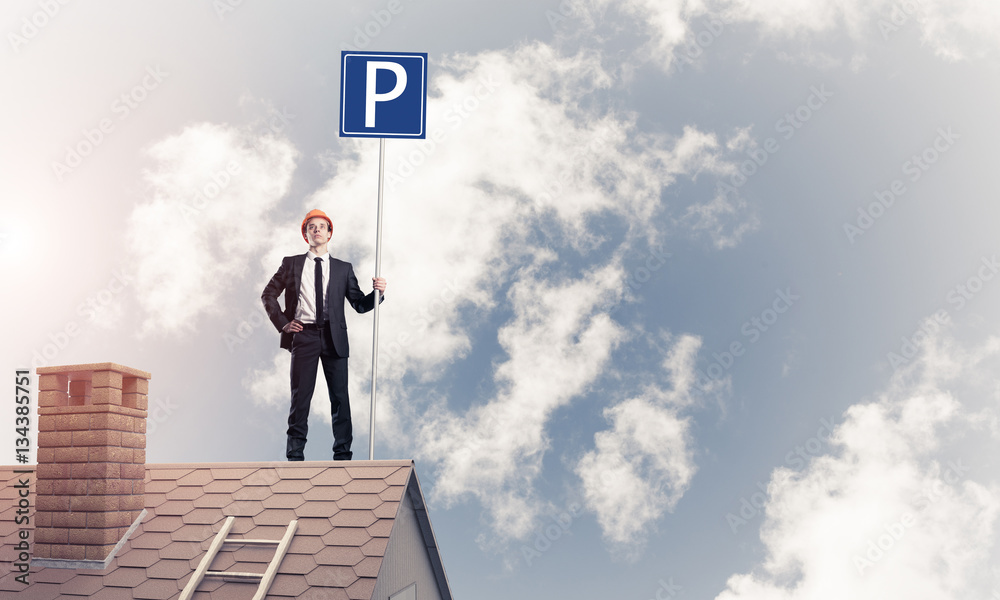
261, 209, 386, 461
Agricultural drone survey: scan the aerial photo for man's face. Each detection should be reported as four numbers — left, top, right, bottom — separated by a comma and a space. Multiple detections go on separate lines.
306, 217, 332, 246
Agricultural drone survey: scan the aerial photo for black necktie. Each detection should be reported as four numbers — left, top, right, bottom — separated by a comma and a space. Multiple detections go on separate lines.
315, 257, 324, 324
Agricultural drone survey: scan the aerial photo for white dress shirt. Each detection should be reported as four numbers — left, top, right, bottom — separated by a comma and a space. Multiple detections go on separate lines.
294, 251, 330, 324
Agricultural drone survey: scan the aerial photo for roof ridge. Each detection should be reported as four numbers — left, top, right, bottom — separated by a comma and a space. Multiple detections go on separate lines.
144, 459, 414, 468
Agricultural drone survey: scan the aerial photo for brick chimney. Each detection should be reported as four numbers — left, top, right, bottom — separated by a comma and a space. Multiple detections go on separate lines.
34, 363, 150, 567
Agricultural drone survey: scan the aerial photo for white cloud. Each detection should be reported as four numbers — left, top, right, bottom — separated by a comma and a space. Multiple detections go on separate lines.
576, 0, 711, 71
418, 263, 626, 538
723, 0, 1000, 61
285, 42, 746, 542
245, 351, 291, 409
725, 0, 1000, 61
681, 188, 760, 249
576, 0, 1000, 70
231, 38, 750, 544
724, 0, 872, 38
714, 330, 1000, 599
127, 121, 297, 334
577, 333, 702, 555
914, 0, 1000, 60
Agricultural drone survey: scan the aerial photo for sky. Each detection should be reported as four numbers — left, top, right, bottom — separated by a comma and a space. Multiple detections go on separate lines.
2, 0, 1000, 598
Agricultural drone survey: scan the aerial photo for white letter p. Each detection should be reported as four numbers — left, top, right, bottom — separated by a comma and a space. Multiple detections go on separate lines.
365, 61, 407, 127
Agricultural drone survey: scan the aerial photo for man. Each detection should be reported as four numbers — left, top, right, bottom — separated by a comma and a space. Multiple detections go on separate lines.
261, 209, 386, 461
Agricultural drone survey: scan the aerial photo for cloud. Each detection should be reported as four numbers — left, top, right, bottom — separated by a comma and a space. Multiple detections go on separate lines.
913, 0, 1000, 60
245, 351, 292, 410
681, 187, 761, 249
723, 0, 1000, 61
714, 330, 1000, 599
237, 40, 750, 543
418, 263, 626, 539
723, 0, 872, 38
569, 0, 711, 72
127, 120, 297, 334
317, 43, 745, 541
574, 0, 1000, 71
576, 332, 702, 555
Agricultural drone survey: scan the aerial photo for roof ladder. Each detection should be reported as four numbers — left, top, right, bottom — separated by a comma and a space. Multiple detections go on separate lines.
179, 516, 299, 600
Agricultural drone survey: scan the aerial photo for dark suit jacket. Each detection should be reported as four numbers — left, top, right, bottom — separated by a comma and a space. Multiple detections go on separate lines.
261, 254, 383, 355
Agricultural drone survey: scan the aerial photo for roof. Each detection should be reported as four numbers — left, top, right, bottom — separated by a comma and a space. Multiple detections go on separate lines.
0, 460, 451, 600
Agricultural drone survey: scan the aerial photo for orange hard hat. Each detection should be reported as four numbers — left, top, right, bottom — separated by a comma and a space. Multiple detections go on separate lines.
301, 209, 333, 242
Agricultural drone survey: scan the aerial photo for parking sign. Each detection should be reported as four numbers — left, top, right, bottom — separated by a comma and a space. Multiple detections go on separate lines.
340, 51, 427, 139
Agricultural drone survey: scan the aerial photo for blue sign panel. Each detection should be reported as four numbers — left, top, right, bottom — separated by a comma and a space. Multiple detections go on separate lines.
340, 51, 427, 139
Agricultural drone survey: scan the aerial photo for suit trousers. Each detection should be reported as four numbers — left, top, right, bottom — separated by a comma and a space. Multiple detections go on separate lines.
286, 325, 353, 460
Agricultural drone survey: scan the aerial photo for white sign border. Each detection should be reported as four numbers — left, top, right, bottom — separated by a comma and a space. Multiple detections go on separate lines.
340, 52, 426, 138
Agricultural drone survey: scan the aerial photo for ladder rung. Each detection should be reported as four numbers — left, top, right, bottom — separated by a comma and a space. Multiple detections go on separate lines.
179, 516, 237, 600
206, 570, 265, 579
223, 538, 281, 545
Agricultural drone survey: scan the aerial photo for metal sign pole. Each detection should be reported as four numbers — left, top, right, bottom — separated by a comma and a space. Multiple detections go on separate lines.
340, 51, 425, 460
369, 137, 386, 461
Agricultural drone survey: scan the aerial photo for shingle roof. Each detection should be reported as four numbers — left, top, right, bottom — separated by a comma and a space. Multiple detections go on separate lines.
0, 460, 434, 600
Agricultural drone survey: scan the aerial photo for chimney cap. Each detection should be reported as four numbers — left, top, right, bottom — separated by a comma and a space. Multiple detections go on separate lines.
37, 362, 151, 379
